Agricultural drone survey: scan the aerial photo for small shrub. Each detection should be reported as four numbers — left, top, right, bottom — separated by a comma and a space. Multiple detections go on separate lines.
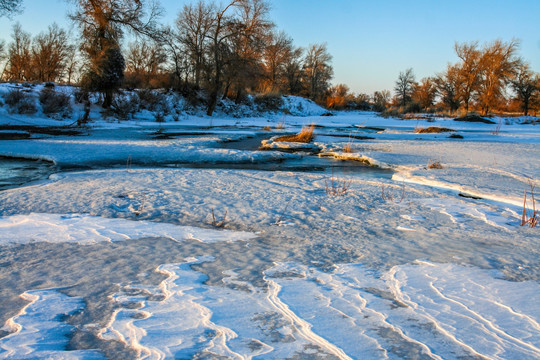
491, 118, 503, 135
136, 89, 166, 111
4, 89, 38, 115
380, 108, 401, 118
254, 93, 284, 112
154, 112, 165, 122
74, 89, 90, 104
274, 124, 315, 143
176, 83, 207, 109
342, 142, 354, 153
39, 88, 72, 118
404, 102, 422, 114
325, 169, 352, 196
108, 93, 140, 120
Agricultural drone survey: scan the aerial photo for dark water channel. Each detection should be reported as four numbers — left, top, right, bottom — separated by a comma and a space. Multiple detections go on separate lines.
0, 132, 392, 190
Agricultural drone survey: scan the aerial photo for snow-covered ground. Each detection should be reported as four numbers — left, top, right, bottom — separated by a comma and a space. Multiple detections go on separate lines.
0, 84, 539, 359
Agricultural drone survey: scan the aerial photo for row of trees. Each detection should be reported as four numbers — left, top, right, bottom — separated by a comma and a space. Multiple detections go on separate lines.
0, 0, 538, 116
325, 40, 539, 116
0, 24, 78, 84
392, 40, 540, 116
0, 0, 335, 115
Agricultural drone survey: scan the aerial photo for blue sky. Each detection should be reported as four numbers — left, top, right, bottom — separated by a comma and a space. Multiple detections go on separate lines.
1, 0, 539, 94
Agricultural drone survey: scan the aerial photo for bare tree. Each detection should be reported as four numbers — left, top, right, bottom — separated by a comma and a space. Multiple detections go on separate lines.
0, 39, 5, 63
303, 43, 333, 101
394, 68, 415, 107
283, 46, 304, 95
224, 0, 273, 103
434, 64, 461, 113
454, 41, 482, 113
412, 77, 437, 110
261, 31, 295, 93
203, 0, 272, 115
477, 39, 520, 115
5, 23, 32, 81
204, 0, 243, 115
125, 40, 167, 88
511, 62, 539, 116
0, 0, 22, 18
31, 24, 74, 82
373, 90, 390, 112
70, 0, 162, 107
175, 0, 214, 88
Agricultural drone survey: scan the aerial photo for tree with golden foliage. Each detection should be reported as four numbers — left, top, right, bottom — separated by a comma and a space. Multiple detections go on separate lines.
31, 24, 74, 82
4, 23, 32, 82
125, 40, 167, 88
261, 31, 295, 93
412, 77, 437, 110
454, 41, 483, 113
326, 83, 349, 109
434, 64, 461, 113
476, 39, 521, 115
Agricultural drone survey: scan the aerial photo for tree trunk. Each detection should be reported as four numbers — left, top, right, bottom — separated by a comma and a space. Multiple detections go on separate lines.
103, 90, 113, 108
207, 89, 218, 116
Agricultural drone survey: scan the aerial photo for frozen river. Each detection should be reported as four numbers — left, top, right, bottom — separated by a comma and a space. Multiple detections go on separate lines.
0, 113, 538, 359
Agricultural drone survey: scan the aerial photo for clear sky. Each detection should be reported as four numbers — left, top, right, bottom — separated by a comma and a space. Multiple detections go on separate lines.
1, 0, 539, 95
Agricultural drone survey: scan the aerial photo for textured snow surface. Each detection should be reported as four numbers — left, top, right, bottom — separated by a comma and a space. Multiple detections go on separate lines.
0, 90, 538, 359
3, 257, 538, 359
0, 213, 255, 245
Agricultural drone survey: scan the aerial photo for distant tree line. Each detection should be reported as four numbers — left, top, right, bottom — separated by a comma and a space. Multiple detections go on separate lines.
0, 0, 335, 116
324, 40, 539, 116
388, 40, 540, 116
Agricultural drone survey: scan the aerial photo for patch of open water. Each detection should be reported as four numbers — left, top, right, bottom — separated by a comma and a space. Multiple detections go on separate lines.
0, 157, 57, 190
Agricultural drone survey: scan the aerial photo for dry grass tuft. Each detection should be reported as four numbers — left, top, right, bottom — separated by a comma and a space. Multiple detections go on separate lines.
522, 181, 538, 228
414, 127, 455, 134
275, 124, 315, 143
381, 183, 406, 203
342, 142, 354, 153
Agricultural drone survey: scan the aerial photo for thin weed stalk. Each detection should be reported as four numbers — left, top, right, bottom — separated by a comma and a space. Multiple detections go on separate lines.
325, 168, 352, 196
127, 155, 132, 172
275, 198, 292, 225
211, 209, 227, 228
381, 183, 406, 203
521, 181, 538, 227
